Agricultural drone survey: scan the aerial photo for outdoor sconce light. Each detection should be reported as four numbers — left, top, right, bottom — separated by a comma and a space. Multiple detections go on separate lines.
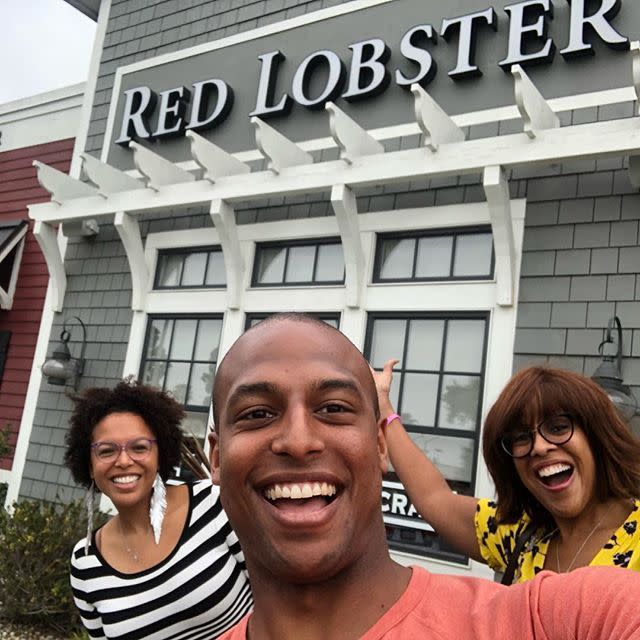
591, 316, 639, 424
41, 316, 87, 390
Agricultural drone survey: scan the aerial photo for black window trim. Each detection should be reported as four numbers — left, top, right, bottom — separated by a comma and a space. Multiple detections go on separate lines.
251, 237, 346, 287
372, 225, 495, 284
153, 245, 225, 290
244, 311, 342, 332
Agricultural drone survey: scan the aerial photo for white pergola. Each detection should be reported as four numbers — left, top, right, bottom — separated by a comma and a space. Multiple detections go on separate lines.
28, 49, 640, 315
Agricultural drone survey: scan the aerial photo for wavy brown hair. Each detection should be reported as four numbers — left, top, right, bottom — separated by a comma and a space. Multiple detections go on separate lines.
64, 377, 185, 488
483, 366, 640, 528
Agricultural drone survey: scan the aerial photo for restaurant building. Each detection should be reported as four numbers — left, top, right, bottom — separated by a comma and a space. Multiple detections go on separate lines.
11, 0, 640, 577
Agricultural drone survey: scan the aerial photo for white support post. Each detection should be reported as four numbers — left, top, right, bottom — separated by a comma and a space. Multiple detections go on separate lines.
186, 131, 251, 183
251, 116, 313, 174
33, 161, 99, 204
331, 184, 364, 309
325, 101, 384, 164
130, 141, 196, 190
632, 41, 640, 114
512, 64, 559, 139
114, 211, 148, 311
411, 84, 466, 151
33, 221, 66, 312
81, 153, 143, 195
209, 199, 244, 310
483, 165, 515, 307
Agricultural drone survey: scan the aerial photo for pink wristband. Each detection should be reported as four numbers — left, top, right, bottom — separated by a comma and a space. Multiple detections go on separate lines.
384, 413, 401, 427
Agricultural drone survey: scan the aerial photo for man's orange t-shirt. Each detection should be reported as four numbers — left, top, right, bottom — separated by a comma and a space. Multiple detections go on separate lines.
219, 565, 640, 639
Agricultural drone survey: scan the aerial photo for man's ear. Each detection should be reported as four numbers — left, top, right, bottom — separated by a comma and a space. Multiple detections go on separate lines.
208, 431, 221, 485
377, 417, 389, 475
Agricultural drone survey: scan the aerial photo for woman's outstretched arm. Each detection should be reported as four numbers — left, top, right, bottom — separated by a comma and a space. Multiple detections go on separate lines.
374, 359, 484, 562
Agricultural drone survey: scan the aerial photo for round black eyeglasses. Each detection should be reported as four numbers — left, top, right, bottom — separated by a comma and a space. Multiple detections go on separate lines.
500, 413, 575, 458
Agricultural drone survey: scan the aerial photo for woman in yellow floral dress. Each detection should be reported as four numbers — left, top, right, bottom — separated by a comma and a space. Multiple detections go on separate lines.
376, 363, 640, 583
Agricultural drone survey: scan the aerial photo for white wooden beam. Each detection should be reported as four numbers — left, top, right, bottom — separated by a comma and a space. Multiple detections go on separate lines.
411, 83, 465, 151
33, 221, 66, 312
29, 116, 640, 225
512, 64, 560, 139
81, 153, 143, 195
483, 165, 515, 307
209, 199, 244, 310
33, 161, 99, 204
186, 131, 250, 183
129, 141, 196, 190
114, 211, 148, 311
330, 184, 364, 308
325, 101, 383, 164
251, 116, 313, 174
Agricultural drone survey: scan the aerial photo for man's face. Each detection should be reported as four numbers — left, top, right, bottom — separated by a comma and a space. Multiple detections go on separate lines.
210, 320, 388, 584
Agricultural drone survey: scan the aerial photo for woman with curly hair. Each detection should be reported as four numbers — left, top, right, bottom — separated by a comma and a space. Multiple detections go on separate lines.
65, 378, 252, 639
376, 362, 640, 584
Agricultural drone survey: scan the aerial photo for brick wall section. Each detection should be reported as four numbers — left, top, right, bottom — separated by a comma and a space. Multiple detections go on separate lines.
19, 1, 640, 501
0, 139, 73, 474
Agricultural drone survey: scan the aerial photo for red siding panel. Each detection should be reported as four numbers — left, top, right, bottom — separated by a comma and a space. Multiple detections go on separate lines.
0, 138, 74, 469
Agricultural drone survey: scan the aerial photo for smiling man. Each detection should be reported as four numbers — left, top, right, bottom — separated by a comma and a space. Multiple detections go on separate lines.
210, 313, 640, 640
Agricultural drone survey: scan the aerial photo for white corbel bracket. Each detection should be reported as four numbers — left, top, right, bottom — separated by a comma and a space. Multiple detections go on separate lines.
81, 153, 143, 195
129, 141, 195, 191
33, 220, 66, 312
631, 41, 640, 114
331, 184, 364, 309
411, 84, 466, 151
186, 131, 250, 183
33, 160, 99, 204
209, 199, 244, 310
114, 212, 148, 311
326, 101, 384, 164
251, 117, 313, 174
483, 165, 515, 307
512, 64, 559, 139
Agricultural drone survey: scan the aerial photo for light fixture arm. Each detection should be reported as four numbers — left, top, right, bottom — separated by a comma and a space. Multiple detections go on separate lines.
66, 315, 87, 376
597, 315, 623, 372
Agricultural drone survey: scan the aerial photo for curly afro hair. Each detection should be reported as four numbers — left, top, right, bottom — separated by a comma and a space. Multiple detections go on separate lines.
64, 377, 185, 488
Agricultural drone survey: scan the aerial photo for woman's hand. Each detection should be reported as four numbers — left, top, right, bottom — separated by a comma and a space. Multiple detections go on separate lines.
370, 359, 399, 418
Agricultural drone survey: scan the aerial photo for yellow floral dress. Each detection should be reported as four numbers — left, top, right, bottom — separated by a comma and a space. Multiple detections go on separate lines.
474, 498, 640, 583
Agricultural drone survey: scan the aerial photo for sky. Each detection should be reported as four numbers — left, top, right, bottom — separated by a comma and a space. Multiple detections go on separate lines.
0, 0, 97, 104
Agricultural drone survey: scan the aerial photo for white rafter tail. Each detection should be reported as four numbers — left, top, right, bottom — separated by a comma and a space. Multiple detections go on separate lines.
114, 211, 148, 311
186, 131, 250, 183
251, 116, 313, 174
81, 153, 143, 195
33, 160, 99, 204
209, 199, 244, 310
483, 165, 515, 307
330, 184, 364, 309
631, 41, 640, 115
33, 221, 66, 312
325, 101, 384, 164
129, 140, 196, 191
411, 84, 465, 152
512, 64, 559, 140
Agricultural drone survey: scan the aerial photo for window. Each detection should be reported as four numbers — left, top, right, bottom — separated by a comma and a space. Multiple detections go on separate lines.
252, 238, 345, 286
373, 228, 494, 282
154, 246, 226, 289
245, 312, 341, 330
365, 312, 489, 562
139, 315, 222, 439
0, 220, 28, 309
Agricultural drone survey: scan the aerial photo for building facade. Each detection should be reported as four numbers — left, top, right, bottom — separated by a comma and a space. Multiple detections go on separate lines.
12, 0, 640, 578
0, 86, 84, 503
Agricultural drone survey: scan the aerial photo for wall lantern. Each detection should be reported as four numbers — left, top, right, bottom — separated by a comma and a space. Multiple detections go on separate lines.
591, 316, 639, 425
41, 316, 87, 390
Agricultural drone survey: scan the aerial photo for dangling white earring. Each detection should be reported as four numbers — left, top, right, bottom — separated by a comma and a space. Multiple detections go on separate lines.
149, 473, 167, 544
84, 481, 95, 555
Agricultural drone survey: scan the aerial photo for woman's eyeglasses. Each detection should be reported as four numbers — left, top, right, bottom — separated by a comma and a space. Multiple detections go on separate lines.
500, 413, 575, 458
90, 437, 157, 463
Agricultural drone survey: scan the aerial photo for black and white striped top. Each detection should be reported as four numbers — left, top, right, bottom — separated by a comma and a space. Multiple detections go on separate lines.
70, 481, 252, 639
